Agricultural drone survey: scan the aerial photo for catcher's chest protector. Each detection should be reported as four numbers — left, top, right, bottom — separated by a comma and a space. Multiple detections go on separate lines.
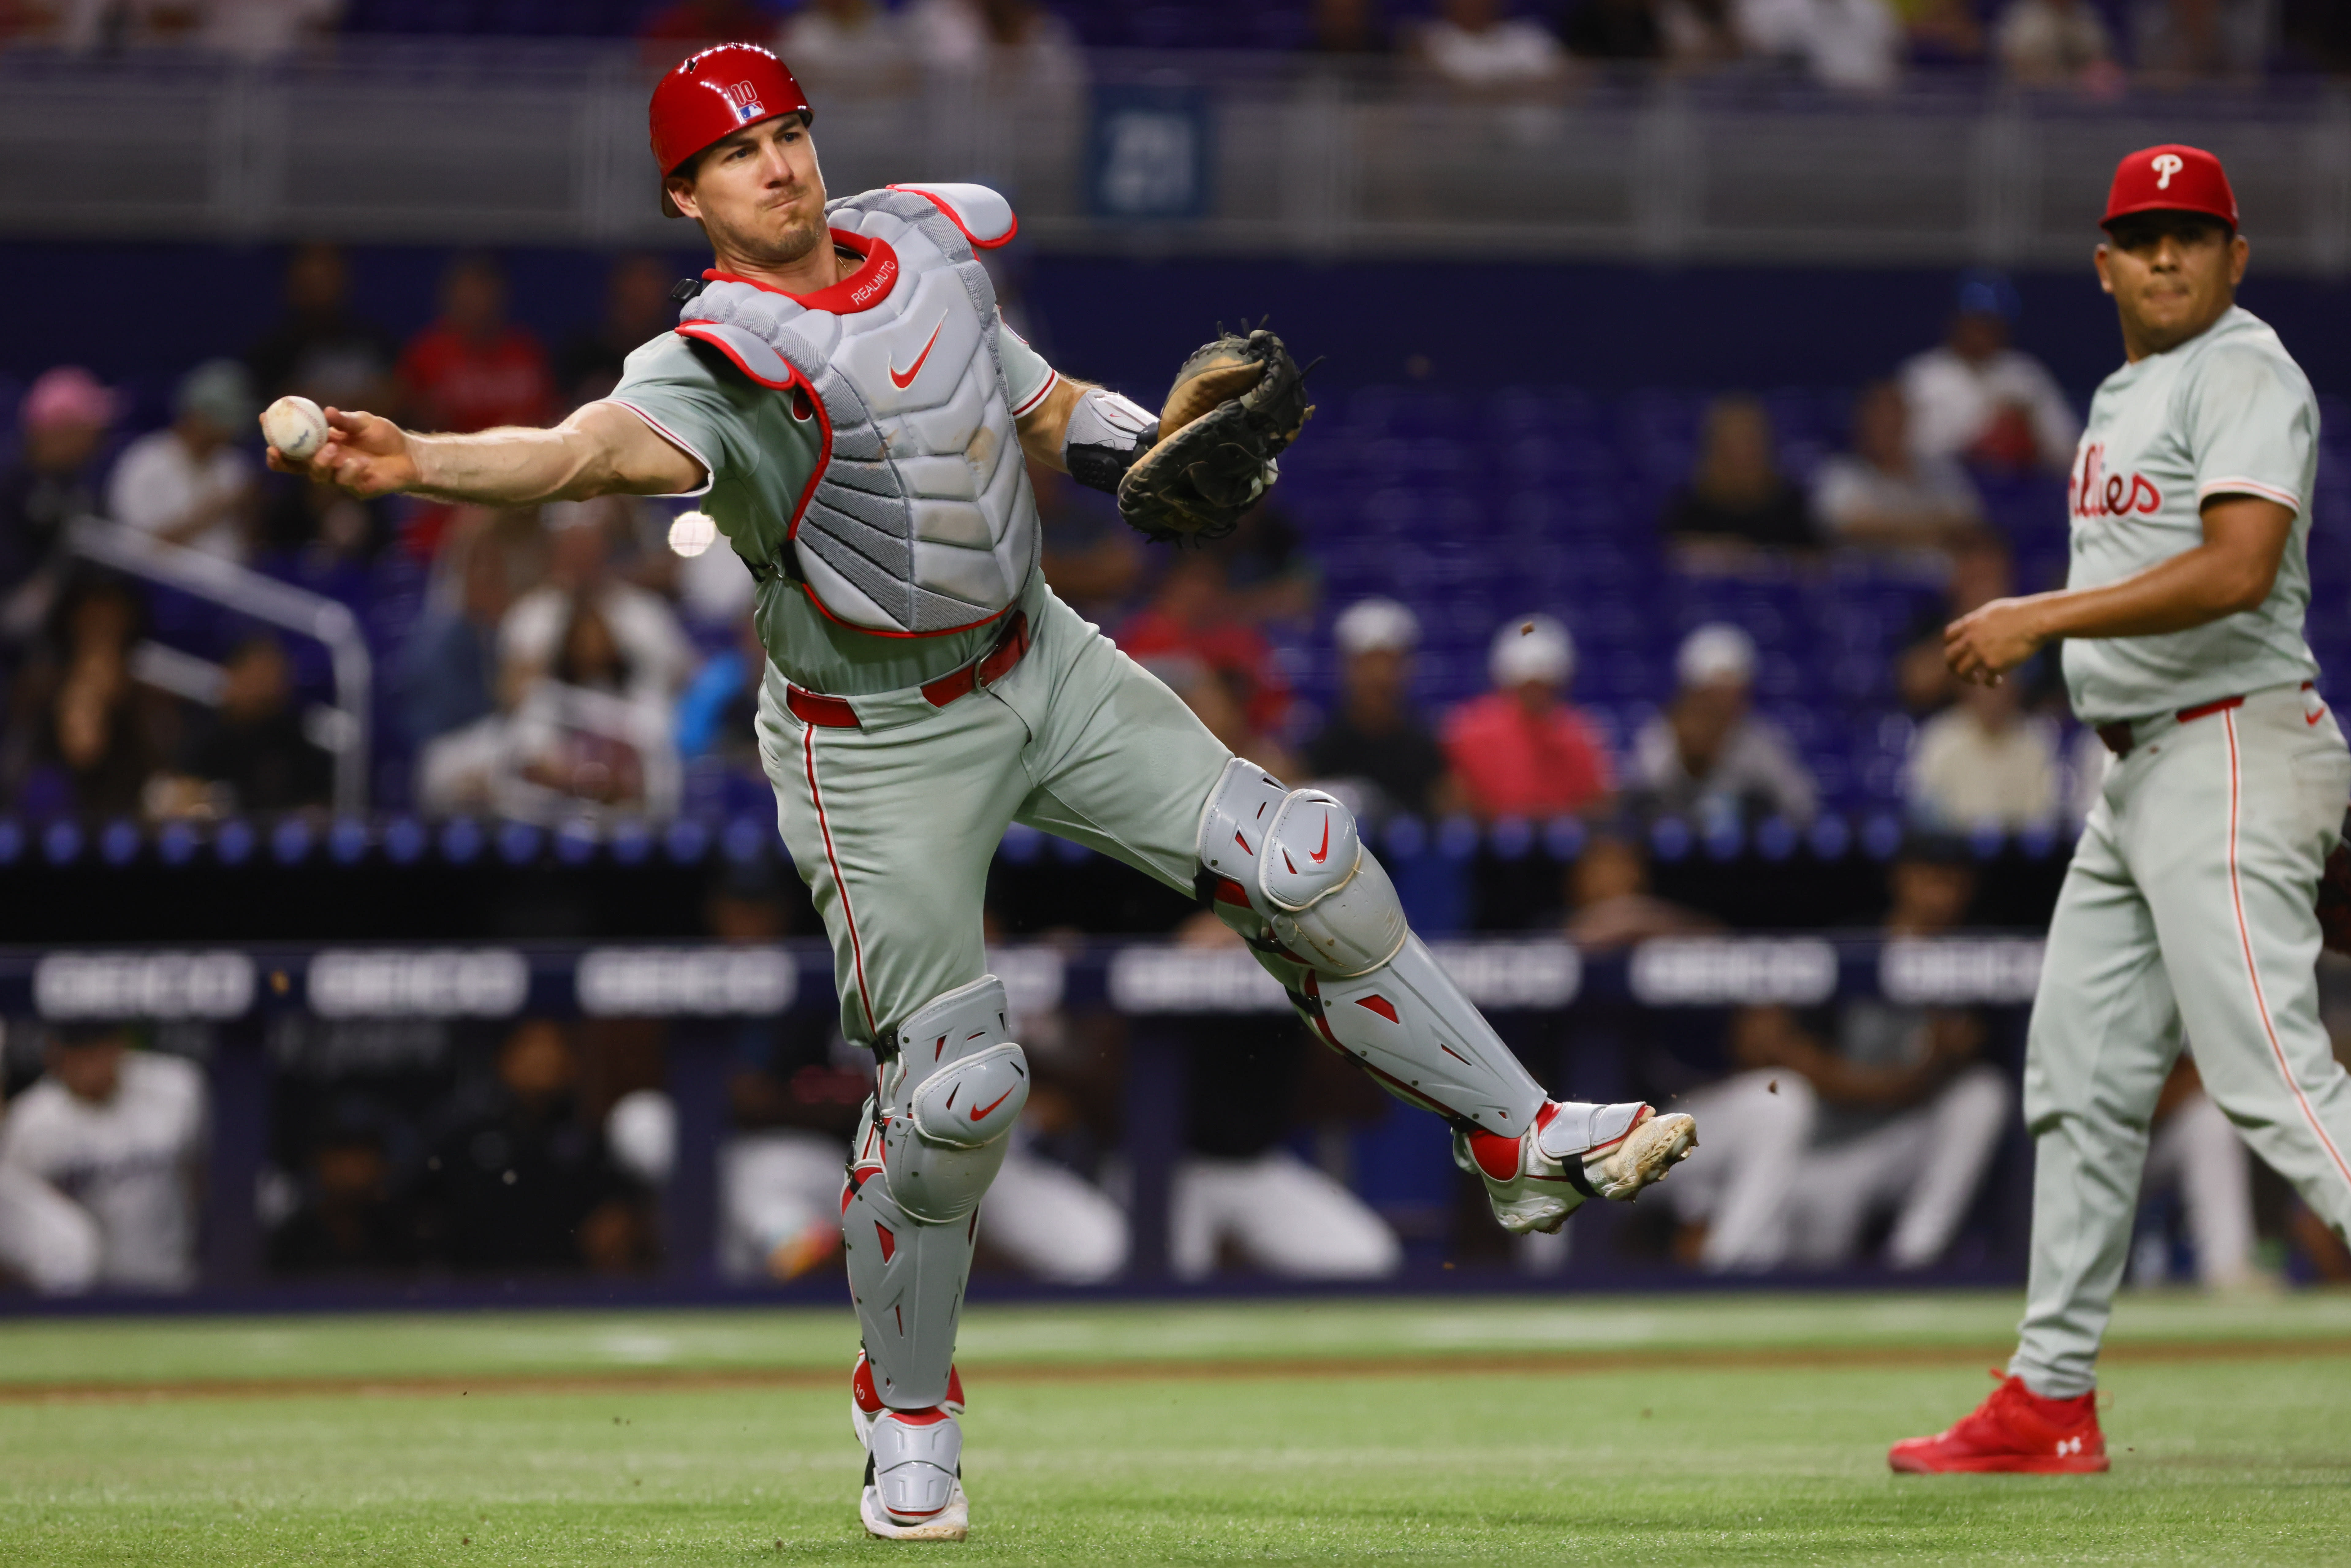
676, 185, 1036, 636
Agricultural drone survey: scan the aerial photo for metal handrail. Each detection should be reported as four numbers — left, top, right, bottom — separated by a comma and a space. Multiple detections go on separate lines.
65, 517, 373, 815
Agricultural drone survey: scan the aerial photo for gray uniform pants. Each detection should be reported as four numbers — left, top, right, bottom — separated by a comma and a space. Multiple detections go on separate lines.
758, 582, 1232, 1046
2012, 681, 2351, 1397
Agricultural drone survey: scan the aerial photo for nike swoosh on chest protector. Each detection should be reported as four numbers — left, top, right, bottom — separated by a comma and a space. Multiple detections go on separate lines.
889, 316, 947, 390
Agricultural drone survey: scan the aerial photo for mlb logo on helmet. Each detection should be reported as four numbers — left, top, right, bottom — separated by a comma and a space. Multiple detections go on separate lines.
721, 80, 765, 123
2102, 142, 2239, 230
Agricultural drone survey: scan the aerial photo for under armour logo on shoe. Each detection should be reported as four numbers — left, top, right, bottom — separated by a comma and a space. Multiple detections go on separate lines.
2055, 1435, 2084, 1456
2152, 153, 2183, 189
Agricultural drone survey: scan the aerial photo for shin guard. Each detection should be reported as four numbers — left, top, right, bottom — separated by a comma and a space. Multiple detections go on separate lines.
843, 976, 1027, 1411
1196, 758, 1546, 1137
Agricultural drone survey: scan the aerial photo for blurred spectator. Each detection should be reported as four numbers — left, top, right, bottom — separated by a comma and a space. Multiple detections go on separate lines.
1899, 270, 2080, 473
558, 254, 680, 412
0, 367, 115, 647
1306, 598, 1459, 822
1440, 615, 1612, 822
1563, 0, 1665, 59
2, 573, 175, 822
246, 243, 398, 412
1206, 502, 1319, 630
1661, 395, 1818, 558
1311, 0, 1391, 52
159, 632, 334, 817
397, 510, 528, 748
0, 1024, 206, 1293
415, 1019, 647, 1274
1168, 917, 1403, 1282
0, 1142, 100, 1295
1812, 380, 1985, 552
1116, 553, 1292, 740
1564, 829, 1719, 949
905, 0, 1085, 93
196, 0, 342, 57
1629, 624, 1817, 826
1906, 667, 2061, 831
1659, 0, 1742, 62
675, 614, 766, 768
397, 254, 555, 437
778, 0, 913, 89
422, 499, 687, 817
1415, 0, 1566, 85
1668, 842, 2011, 1271
266, 1100, 417, 1276
502, 499, 694, 711
1995, 0, 2120, 85
1734, 0, 1905, 90
108, 359, 258, 564
1035, 463, 1142, 627
1155, 651, 1303, 784
640, 0, 775, 48
1895, 532, 2016, 716
2134, 0, 2270, 79
1894, 0, 1984, 59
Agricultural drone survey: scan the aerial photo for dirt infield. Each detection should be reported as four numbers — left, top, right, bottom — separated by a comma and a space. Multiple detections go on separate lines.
9, 1335, 2350, 1406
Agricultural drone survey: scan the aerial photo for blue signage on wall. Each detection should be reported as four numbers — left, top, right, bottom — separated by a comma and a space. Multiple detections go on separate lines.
1087, 85, 1213, 222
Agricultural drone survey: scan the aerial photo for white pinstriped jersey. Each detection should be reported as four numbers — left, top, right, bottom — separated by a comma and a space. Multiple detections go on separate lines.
2060, 306, 2321, 723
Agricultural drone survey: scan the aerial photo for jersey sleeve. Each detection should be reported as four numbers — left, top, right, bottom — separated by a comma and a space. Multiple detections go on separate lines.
996, 315, 1059, 419
601, 334, 754, 499
2186, 340, 2317, 516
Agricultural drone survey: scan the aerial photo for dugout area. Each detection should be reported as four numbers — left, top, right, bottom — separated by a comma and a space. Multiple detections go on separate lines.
4, 1290, 2349, 1566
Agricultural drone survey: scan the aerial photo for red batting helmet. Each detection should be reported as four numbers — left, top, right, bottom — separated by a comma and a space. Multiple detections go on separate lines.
650, 43, 811, 211
2102, 144, 2238, 232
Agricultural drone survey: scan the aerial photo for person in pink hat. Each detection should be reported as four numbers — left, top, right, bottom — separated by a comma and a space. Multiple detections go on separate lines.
1897, 144, 2348, 1472
1, 367, 117, 643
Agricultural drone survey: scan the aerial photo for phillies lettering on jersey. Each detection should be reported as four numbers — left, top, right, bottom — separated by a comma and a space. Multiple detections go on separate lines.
2068, 443, 2163, 520
2058, 306, 2320, 723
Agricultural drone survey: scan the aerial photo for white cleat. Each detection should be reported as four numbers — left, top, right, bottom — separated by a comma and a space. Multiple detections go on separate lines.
1457, 1101, 1698, 1233
859, 1408, 968, 1541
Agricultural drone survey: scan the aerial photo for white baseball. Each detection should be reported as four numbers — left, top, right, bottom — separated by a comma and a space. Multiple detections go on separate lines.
261, 395, 328, 461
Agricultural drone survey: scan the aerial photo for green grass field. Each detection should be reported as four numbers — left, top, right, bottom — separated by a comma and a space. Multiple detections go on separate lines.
6, 1289, 2351, 1565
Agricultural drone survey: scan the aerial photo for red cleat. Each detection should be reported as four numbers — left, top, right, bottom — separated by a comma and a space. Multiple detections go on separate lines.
1889, 1371, 2109, 1474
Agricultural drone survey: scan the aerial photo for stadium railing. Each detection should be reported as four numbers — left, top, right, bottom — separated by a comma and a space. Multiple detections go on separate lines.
0, 934, 2042, 1309
0, 44, 2345, 270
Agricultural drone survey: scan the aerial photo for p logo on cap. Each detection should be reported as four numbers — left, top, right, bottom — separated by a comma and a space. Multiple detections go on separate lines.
2102, 143, 2238, 230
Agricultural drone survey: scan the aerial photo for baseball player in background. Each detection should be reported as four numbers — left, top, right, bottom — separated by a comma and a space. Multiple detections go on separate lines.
272, 44, 1698, 1541
1893, 144, 2349, 1473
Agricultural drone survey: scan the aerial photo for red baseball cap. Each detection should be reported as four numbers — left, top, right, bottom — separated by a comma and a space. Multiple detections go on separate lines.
650, 43, 811, 212
2102, 143, 2238, 231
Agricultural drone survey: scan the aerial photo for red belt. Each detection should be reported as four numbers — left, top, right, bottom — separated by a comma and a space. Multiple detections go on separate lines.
785, 611, 1031, 731
2097, 681, 2314, 758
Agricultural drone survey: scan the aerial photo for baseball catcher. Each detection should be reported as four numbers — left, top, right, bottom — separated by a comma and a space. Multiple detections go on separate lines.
267, 43, 1696, 1541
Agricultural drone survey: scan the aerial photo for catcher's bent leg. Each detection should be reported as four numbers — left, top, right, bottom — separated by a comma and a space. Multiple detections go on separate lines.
1197, 758, 1694, 1232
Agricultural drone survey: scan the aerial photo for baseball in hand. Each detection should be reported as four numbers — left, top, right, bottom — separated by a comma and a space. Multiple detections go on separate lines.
261, 395, 329, 461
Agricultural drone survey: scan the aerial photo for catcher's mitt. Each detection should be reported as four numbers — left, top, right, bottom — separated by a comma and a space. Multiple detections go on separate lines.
2321, 807, 2351, 954
1117, 328, 1314, 543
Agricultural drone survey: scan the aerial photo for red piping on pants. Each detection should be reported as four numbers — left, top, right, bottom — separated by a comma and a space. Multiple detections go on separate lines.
805, 721, 877, 1040
2223, 708, 2351, 1195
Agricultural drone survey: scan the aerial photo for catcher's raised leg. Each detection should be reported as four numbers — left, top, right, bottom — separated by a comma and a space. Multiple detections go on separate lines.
1194, 760, 1696, 1231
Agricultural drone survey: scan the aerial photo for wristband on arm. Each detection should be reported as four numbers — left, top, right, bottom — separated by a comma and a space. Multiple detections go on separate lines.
1062, 387, 1159, 496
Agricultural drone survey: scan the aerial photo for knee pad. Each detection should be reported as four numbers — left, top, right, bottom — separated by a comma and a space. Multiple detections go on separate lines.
1196, 758, 1406, 975
1197, 758, 1544, 1136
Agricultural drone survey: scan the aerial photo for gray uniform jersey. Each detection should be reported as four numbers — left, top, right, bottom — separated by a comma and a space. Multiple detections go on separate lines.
2061, 306, 2320, 723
